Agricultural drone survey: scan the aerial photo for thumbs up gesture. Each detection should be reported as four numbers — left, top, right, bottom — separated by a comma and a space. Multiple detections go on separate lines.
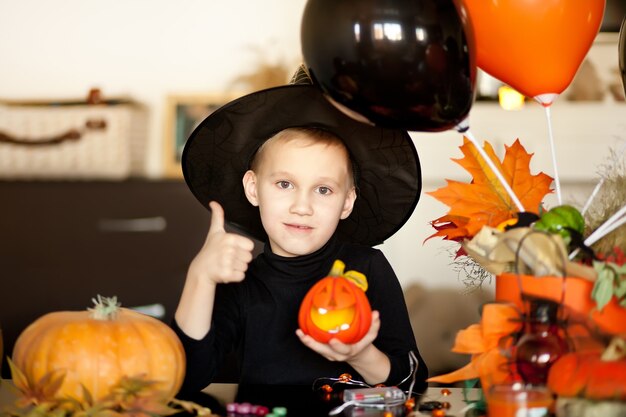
188, 201, 255, 284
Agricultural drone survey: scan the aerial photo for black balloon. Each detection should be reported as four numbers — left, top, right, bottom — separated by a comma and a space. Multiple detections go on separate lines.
617, 16, 626, 95
301, 0, 476, 132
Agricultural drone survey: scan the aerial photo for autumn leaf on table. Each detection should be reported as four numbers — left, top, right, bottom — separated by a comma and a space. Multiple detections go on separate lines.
427, 137, 553, 251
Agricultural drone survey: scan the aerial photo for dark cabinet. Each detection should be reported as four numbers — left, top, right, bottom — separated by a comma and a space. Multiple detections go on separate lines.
0, 180, 211, 377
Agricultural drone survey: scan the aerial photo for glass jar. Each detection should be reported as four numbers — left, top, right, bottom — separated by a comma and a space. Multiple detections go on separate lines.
514, 296, 569, 385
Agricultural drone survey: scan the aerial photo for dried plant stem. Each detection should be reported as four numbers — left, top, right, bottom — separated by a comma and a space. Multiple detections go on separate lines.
585, 204, 626, 247
581, 141, 626, 215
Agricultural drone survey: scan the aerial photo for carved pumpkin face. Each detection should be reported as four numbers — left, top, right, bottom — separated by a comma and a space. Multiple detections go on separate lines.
298, 260, 372, 344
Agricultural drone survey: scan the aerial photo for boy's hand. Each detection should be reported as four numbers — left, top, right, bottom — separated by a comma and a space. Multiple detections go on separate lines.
296, 310, 390, 384
188, 201, 255, 284
295, 310, 381, 362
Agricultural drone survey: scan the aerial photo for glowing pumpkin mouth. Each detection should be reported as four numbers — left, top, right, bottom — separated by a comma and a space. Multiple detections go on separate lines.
310, 306, 356, 333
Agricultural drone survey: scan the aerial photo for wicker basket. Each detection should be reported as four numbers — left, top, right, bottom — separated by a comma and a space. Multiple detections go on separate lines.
0, 93, 148, 179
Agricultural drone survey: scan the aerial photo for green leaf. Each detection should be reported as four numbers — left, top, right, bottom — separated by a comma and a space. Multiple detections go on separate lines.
615, 279, 626, 298
592, 274, 615, 311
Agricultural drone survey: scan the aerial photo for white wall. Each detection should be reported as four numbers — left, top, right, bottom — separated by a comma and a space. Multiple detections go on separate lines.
1, 1, 623, 292
0, 0, 308, 176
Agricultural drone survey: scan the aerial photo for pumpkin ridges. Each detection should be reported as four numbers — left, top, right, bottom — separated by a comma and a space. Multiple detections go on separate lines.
125, 310, 185, 395
12, 303, 185, 402
17, 314, 64, 394
52, 315, 112, 399
547, 344, 626, 401
354, 289, 372, 338
22, 314, 74, 386
299, 278, 326, 341
547, 352, 590, 397
109, 310, 179, 397
114, 313, 145, 394
299, 272, 372, 344
584, 360, 626, 400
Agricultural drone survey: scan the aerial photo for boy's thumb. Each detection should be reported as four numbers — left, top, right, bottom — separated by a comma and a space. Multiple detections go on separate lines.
208, 201, 226, 233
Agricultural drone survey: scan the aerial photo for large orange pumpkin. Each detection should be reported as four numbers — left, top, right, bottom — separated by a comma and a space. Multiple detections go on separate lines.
12, 296, 185, 401
547, 338, 626, 401
298, 260, 372, 344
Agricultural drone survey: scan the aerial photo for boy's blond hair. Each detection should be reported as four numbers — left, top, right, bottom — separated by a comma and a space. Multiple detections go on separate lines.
249, 127, 356, 187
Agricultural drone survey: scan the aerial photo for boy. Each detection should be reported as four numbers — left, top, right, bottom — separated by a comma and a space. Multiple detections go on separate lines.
172, 71, 428, 393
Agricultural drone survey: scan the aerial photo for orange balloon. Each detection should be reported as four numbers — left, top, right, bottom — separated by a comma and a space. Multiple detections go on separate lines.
464, 0, 605, 105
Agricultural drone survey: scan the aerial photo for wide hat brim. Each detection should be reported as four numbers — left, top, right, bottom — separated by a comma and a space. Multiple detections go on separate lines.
182, 84, 421, 246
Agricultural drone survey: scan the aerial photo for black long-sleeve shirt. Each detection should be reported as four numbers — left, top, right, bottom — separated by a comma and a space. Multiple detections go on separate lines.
172, 237, 428, 393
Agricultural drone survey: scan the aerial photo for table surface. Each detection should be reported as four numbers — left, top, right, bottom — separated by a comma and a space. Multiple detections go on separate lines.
1, 379, 483, 417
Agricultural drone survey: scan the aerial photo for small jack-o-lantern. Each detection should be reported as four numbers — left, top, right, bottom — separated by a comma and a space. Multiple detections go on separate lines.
298, 259, 372, 344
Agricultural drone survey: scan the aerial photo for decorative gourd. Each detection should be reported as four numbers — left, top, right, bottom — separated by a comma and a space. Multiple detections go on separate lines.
11, 296, 185, 401
547, 337, 626, 400
298, 260, 372, 344
534, 204, 585, 245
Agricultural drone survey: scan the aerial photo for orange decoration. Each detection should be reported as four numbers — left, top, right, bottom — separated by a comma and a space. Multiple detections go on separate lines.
321, 384, 333, 393
441, 388, 451, 396
11, 296, 185, 401
339, 373, 352, 382
547, 338, 626, 400
405, 397, 416, 410
427, 138, 553, 248
427, 303, 523, 396
547, 352, 597, 398
463, 0, 605, 106
496, 273, 626, 335
298, 260, 372, 344
431, 409, 446, 417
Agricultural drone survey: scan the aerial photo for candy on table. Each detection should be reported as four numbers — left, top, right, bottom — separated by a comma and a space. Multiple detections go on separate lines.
226, 402, 270, 416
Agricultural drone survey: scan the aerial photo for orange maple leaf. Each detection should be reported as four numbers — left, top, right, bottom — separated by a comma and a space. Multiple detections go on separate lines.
426, 137, 553, 245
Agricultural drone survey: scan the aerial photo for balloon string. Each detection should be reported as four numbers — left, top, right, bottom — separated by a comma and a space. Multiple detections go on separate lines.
463, 129, 525, 212
544, 106, 562, 205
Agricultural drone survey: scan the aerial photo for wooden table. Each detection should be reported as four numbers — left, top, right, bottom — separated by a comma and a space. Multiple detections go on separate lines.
1, 379, 482, 416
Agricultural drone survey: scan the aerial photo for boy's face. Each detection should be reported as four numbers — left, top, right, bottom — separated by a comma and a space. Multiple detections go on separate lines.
243, 135, 356, 257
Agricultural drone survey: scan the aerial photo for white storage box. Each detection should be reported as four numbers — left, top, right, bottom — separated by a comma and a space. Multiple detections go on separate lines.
0, 93, 147, 179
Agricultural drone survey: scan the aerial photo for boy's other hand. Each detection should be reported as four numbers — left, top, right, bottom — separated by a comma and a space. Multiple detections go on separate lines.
189, 201, 255, 284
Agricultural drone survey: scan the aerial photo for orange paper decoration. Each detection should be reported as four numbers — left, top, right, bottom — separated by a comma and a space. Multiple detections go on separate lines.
427, 303, 522, 395
496, 273, 626, 335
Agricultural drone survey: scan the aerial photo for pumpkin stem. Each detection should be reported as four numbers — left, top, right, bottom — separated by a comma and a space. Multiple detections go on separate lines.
329, 260, 346, 277
88, 295, 121, 320
344, 270, 368, 292
601, 336, 626, 361
328, 259, 369, 292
